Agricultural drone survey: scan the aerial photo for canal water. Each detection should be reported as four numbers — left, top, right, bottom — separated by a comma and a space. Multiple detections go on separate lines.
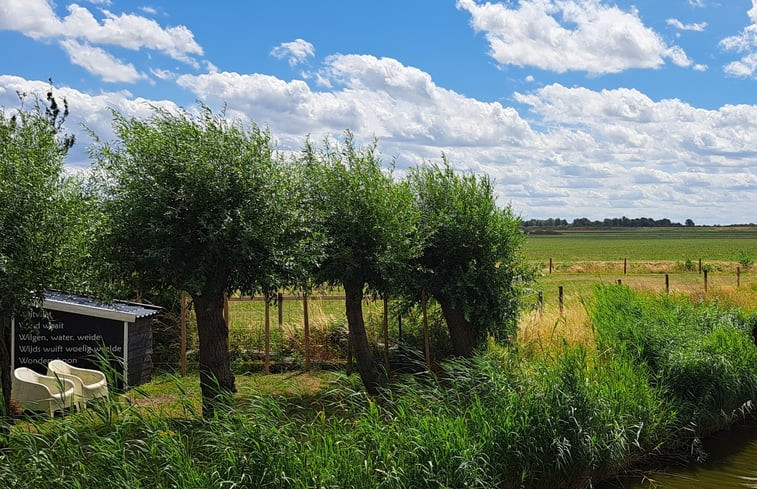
601, 422, 757, 488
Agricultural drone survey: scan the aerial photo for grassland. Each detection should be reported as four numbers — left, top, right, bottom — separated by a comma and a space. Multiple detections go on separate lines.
5, 228, 757, 488
524, 227, 757, 262
5, 287, 757, 488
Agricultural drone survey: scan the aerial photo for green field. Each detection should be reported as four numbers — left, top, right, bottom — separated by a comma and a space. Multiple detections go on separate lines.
523, 227, 757, 262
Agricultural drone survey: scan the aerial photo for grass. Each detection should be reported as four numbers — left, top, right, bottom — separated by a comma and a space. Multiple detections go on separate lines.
4, 286, 756, 488
524, 227, 757, 262
6, 229, 754, 487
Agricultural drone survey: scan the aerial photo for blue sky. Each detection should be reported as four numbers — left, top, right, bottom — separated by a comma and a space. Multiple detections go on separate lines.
1, 0, 756, 224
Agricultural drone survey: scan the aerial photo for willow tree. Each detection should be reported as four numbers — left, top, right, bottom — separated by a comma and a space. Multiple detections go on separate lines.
91, 106, 306, 416
303, 134, 417, 393
0, 90, 75, 433
407, 160, 530, 356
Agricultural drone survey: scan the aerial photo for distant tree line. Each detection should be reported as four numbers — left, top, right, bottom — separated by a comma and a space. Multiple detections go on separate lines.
522, 216, 697, 228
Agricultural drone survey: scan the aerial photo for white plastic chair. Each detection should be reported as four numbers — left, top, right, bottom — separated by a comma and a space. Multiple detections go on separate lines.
47, 359, 108, 409
11, 367, 75, 416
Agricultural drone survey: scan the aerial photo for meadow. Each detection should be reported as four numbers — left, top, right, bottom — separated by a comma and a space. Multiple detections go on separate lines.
523, 227, 757, 262
3, 227, 757, 488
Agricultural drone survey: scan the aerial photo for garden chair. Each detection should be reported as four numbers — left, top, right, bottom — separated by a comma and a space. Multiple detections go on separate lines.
47, 359, 109, 409
11, 367, 75, 416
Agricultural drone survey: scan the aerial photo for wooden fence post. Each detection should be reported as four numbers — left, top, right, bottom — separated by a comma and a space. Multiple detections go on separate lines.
303, 294, 311, 372
737, 267, 741, 288
422, 290, 431, 371
549, 258, 553, 274
180, 291, 187, 377
264, 300, 270, 375
538, 291, 543, 315
665, 274, 670, 294
617, 279, 622, 285
558, 286, 564, 315
383, 297, 390, 375
623, 258, 627, 275
704, 269, 709, 292
699, 258, 702, 274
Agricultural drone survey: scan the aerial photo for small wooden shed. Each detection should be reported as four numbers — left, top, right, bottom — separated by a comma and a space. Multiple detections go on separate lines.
12, 291, 161, 387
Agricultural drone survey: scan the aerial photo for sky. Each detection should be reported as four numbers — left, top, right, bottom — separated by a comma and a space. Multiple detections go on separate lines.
1, 0, 756, 225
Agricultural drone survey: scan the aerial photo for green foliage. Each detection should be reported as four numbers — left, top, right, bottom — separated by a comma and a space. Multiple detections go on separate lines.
590, 285, 757, 432
0, 348, 673, 489
407, 159, 531, 343
0, 97, 74, 316
90, 104, 311, 297
736, 249, 753, 269
302, 132, 417, 292
0, 89, 84, 424
5, 283, 756, 487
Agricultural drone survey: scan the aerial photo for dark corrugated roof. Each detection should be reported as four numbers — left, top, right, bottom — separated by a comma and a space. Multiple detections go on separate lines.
43, 291, 162, 321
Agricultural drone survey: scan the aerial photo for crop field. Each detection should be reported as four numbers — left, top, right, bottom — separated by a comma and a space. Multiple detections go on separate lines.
523, 227, 757, 262
523, 227, 757, 312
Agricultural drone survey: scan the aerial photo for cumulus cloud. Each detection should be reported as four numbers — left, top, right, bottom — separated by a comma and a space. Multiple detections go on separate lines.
514, 83, 757, 161
270, 39, 315, 66
172, 55, 756, 222
177, 54, 537, 150
0, 75, 181, 167
721, 1, 757, 77
60, 39, 146, 83
3, 52, 755, 222
666, 18, 707, 32
0, 0, 204, 78
456, 0, 692, 74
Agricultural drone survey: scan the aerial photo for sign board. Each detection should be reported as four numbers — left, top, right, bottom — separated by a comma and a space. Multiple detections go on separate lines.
11, 291, 160, 387
13, 311, 124, 373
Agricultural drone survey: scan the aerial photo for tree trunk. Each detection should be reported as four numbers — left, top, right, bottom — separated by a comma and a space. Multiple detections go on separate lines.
344, 281, 381, 394
437, 294, 476, 357
0, 311, 13, 443
193, 291, 236, 418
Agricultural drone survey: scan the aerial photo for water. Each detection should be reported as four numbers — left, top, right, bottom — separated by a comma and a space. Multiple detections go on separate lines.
601, 422, 757, 488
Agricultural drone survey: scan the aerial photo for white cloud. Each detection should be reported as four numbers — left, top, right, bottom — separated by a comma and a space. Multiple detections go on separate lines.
270, 39, 315, 66
60, 39, 146, 83
150, 68, 176, 81
720, 1, 757, 77
0, 75, 181, 167
693, 63, 708, 72
689, 0, 706, 7
456, 0, 691, 74
171, 55, 756, 222
140, 6, 158, 15
3, 60, 755, 223
666, 18, 707, 32
0, 0, 203, 69
177, 54, 537, 150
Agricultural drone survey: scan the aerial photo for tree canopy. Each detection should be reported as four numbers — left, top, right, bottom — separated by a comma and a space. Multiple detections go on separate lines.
407, 160, 530, 355
303, 133, 417, 392
0, 90, 76, 431
91, 105, 309, 415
